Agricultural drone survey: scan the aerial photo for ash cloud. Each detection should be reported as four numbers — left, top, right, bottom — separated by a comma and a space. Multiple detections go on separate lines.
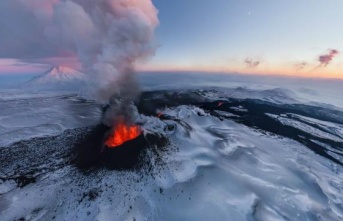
245, 58, 261, 68
318, 49, 339, 67
0, 0, 159, 126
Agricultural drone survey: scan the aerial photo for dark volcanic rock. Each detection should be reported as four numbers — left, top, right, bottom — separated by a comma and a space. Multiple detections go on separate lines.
102, 133, 148, 170
74, 124, 110, 169
74, 124, 168, 171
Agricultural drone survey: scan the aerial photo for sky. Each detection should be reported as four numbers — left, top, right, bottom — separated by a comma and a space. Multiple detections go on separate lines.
0, 0, 342, 79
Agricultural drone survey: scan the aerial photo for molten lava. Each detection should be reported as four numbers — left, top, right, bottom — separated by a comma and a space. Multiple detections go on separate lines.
105, 119, 142, 148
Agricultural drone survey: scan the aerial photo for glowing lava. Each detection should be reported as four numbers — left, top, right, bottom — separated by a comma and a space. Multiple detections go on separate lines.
218, 102, 224, 107
105, 119, 142, 148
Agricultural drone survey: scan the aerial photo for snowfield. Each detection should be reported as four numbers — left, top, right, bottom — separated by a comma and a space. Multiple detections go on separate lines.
0, 94, 101, 147
0, 73, 343, 220
1, 102, 343, 221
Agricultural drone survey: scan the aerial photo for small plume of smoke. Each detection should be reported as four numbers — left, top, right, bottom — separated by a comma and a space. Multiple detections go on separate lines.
245, 58, 260, 68
0, 0, 159, 126
294, 62, 307, 71
318, 49, 339, 67
101, 67, 141, 126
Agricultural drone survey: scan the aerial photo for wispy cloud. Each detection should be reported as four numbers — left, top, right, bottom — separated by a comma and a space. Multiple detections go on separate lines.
294, 62, 308, 71
244, 58, 261, 68
318, 49, 339, 67
0, 59, 48, 74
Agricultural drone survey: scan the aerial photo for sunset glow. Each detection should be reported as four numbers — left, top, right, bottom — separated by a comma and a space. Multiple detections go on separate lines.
1, 0, 342, 79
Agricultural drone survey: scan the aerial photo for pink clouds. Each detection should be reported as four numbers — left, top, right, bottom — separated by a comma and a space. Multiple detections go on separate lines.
0, 66, 44, 74
21, 57, 81, 70
0, 59, 48, 74
318, 49, 339, 67
0, 0, 159, 64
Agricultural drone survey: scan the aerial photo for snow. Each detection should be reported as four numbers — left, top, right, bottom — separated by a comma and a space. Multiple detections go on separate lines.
2, 104, 343, 220
290, 114, 343, 139
29, 66, 86, 82
1, 73, 343, 220
146, 105, 343, 220
0, 94, 101, 147
266, 113, 343, 143
23, 66, 87, 90
138, 72, 343, 110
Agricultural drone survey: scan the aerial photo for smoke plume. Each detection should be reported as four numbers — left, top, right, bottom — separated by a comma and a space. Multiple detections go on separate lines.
318, 49, 339, 67
245, 58, 260, 68
0, 0, 159, 126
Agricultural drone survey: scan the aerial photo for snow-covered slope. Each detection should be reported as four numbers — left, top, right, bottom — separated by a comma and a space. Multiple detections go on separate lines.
1, 102, 343, 221
1, 75, 343, 220
0, 94, 101, 147
25, 66, 87, 90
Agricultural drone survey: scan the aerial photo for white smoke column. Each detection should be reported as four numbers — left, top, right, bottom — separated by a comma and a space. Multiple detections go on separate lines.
2, 0, 159, 125
48, 0, 159, 102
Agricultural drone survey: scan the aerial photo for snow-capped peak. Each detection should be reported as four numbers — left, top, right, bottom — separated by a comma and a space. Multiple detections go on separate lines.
25, 66, 88, 90
47, 65, 80, 76
31, 66, 86, 81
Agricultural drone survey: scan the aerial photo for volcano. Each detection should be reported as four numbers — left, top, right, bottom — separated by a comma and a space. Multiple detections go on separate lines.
75, 120, 167, 171
24, 65, 87, 90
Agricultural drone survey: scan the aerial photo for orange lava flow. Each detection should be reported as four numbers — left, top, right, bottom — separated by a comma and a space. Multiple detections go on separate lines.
105, 119, 142, 148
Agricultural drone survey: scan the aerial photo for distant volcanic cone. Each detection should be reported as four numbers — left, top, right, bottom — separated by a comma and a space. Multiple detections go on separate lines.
24, 65, 87, 90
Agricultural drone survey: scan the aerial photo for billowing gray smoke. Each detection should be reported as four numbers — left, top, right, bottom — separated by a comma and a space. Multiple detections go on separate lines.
101, 67, 142, 126
0, 0, 159, 126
